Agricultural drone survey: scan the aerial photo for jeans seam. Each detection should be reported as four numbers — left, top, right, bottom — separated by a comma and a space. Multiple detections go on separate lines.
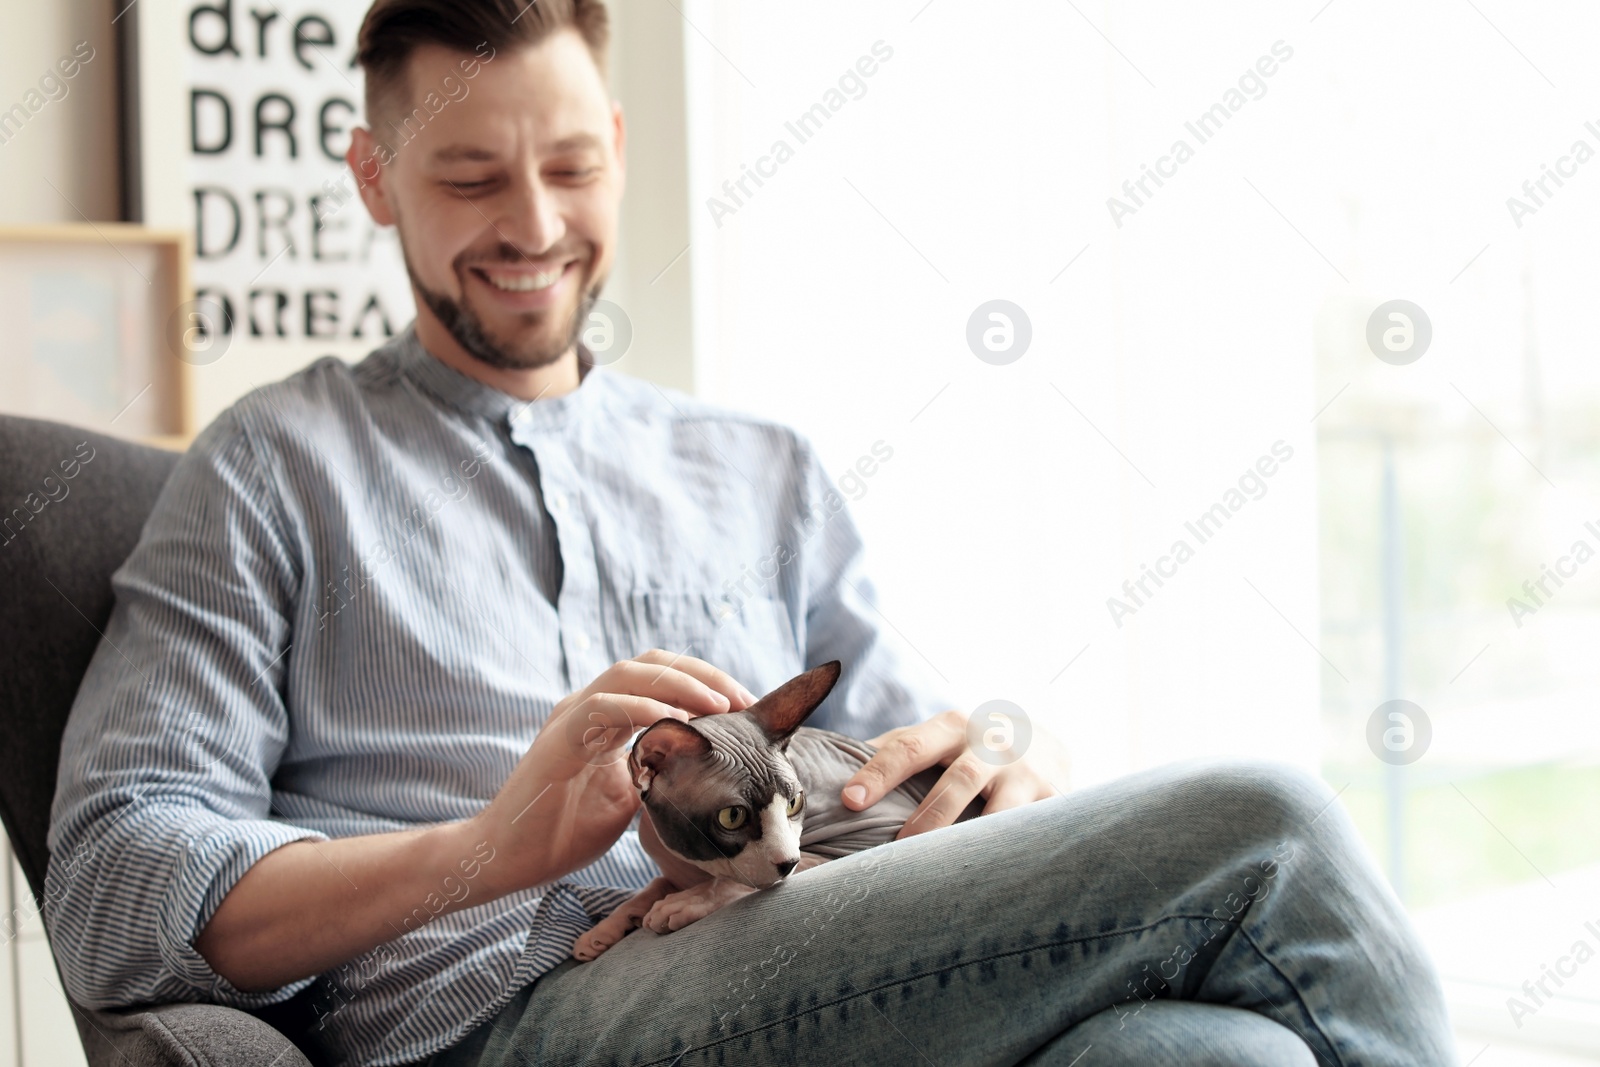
638, 913, 1226, 1067
1235, 924, 1349, 1067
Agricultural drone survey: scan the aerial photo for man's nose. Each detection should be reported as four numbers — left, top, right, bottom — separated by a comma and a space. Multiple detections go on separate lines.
496, 176, 564, 253
775, 858, 798, 878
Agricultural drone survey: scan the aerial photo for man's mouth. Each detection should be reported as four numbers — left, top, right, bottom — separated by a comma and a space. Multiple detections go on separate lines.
467, 260, 578, 303
478, 265, 565, 291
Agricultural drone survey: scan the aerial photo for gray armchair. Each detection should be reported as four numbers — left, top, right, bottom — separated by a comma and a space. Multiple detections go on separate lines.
0, 414, 326, 1067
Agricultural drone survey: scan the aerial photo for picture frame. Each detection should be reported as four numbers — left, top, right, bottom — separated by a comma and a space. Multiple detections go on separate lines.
0, 224, 195, 450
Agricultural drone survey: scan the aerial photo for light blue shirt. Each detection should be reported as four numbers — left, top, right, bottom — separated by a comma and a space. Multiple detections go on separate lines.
43, 326, 952, 1067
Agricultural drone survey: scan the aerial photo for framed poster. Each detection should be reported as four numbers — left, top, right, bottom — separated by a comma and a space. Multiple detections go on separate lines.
118, 0, 417, 432
0, 224, 193, 448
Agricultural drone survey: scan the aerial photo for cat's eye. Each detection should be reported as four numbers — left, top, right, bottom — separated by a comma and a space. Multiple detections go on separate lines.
717, 806, 748, 830
787, 792, 804, 817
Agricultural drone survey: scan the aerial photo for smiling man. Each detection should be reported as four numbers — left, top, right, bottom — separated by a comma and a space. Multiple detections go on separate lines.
43, 2, 1457, 1065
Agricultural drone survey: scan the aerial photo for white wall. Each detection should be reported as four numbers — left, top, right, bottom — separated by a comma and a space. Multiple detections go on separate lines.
606, 0, 695, 393
0, 0, 119, 225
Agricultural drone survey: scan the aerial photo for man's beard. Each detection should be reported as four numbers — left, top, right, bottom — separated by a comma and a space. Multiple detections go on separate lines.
408, 245, 602, 372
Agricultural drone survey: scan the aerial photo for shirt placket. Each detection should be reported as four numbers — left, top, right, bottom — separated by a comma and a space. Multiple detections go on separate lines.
512, 430, 606, 691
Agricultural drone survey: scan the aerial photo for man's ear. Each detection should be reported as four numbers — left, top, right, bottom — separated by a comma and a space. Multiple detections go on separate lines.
746, 661, 842, 746
346, 126, 396, 225
629, 719, 711, 793
611, 99, 627, 195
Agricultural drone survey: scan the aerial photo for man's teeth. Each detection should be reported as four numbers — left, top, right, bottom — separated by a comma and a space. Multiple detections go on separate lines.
483, 267, 563, 292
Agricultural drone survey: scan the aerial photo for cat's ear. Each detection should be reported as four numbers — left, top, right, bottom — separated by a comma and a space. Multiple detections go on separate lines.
629, 719, 711, 793
746, 660, 842, 746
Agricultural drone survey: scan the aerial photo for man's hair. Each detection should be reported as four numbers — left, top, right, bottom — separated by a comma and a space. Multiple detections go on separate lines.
356, 0, 610, 128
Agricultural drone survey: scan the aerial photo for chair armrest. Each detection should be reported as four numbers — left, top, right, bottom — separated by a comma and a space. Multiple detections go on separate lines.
69, 999, 315, 1067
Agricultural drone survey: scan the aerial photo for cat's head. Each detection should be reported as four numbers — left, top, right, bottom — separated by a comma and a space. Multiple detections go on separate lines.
627, 660, 841, 889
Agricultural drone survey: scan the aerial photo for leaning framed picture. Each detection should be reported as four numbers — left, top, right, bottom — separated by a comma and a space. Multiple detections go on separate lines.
0, 224, 194, 449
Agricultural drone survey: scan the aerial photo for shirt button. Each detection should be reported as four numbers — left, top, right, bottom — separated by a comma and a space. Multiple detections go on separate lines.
571, 631, 592, 652
548, 491, 568, 512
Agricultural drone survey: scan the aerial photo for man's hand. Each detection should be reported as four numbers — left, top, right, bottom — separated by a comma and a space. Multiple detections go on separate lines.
840, 710, 1065, 839
470, 649, 758, 895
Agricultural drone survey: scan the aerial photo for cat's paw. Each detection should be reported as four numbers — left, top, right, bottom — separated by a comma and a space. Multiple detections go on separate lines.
571, 877, 675, 961
571, 922, 625, 962
641, 878, 756, 934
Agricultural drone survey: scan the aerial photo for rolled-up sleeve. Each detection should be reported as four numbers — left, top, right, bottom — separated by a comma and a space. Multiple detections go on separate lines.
44, 405, 329, 1010
791, 435, 959, 738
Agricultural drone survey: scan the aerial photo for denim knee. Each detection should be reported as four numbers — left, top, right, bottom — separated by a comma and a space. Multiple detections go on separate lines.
1156, 758, 1336, 850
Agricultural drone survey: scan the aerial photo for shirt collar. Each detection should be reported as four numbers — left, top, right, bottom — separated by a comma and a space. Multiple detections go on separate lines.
393, 323, 605, 433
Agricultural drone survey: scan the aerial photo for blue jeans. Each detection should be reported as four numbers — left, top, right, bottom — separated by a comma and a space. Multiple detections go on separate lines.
425, 760, 1455, 1066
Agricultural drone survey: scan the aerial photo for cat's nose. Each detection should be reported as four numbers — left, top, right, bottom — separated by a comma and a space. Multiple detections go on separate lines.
775, 858, 798, 878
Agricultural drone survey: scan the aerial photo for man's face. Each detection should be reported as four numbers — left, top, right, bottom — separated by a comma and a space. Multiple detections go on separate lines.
351, 30, 625, 371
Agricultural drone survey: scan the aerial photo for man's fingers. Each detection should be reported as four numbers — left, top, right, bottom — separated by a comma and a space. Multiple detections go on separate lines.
588, 655, 746, 718
555, 649, 763, 771
843, 715, 965, 810
574, 692, 691, 729
895, 754, 995, 840
561, 693, 692, 765
629, 649, 760, 711
980, 769, 1055, 817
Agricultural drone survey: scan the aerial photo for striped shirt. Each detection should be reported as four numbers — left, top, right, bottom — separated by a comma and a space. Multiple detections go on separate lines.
43, 326, 952, 1067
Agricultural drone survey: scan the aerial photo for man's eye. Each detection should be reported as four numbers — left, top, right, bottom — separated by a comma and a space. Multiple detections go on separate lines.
787, 792, 804, 817
447, 180, 492, 193
717, 806, 748, 830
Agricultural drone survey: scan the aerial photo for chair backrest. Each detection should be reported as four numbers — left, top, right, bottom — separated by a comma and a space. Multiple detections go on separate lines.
0, 415, 180, 905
